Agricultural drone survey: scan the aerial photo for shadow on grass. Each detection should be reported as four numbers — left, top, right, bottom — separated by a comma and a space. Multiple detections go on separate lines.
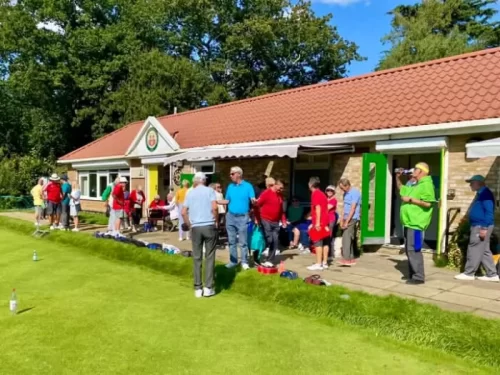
17, 307, 35, 315
214, 265, 238, 294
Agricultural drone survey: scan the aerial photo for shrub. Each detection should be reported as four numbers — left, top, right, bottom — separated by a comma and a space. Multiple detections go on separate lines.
0, 195, 33, 210
0, 154, 55, 195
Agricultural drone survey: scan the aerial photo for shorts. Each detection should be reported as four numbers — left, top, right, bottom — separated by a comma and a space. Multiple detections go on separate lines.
34, 206, 43, 216
47, 201, 62, 216
313, 238, 328, 248
113, 209, 124, 219
70, 204, 81, 217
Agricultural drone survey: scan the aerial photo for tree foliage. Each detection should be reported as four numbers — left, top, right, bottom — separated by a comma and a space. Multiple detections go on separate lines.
378, 0, 500, 70
0, 0, 362, 161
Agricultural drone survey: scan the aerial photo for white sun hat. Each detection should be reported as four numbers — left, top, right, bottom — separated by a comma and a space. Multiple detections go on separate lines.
119, 176, 128, 183
49, 173, 60, 181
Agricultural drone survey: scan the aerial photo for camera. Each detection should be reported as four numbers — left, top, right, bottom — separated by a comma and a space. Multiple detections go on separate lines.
394, 168, 414, 175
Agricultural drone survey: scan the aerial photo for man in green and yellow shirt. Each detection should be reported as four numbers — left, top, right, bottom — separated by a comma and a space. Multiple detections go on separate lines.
397, 162, 436, 285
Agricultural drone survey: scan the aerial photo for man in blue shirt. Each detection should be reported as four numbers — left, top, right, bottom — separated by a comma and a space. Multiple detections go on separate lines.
182, 172, 219, 298
455, 175, 499, 282
338, 178, 361, 266
220, 166, 255, 270
60, 174, 72, 230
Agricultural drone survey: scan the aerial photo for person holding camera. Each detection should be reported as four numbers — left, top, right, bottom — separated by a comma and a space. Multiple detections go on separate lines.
396, 163, 435, 285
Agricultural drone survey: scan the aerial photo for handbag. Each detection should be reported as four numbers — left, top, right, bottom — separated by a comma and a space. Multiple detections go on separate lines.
250, 226, 266, 253
304, 274, 326, 286
308, 226, 330, 243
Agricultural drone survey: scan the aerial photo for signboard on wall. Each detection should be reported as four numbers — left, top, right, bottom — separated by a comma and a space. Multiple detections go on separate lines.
145, 127, 159, 152
130, 166, 145, 178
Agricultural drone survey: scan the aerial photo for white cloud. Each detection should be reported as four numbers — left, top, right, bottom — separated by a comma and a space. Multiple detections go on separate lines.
313, 0, 370, 6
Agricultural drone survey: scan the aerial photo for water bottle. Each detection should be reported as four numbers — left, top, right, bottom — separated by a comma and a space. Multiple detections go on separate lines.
33, 250, 38, 262
10, 289, 17, 315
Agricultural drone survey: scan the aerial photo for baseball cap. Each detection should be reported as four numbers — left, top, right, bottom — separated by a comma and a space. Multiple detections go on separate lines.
61, 174, 68, 181
466, 175, 485, 183
325, 185, 335, 192
194, 172, 206, 180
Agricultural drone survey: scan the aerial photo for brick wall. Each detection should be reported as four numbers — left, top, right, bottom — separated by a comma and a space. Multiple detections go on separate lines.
447, 134, 500, 230
216, 157, 291, 195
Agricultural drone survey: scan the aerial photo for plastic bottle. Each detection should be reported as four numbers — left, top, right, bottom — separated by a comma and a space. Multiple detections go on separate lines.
33, 250, 38, 262
10, 289, 17, 315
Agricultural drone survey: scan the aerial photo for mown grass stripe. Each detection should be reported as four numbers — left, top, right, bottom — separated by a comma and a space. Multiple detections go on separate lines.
2, 216, 499, 367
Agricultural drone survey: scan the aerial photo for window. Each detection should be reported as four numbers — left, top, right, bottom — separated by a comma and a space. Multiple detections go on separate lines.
78, 169, 130, 199
193, 161, 215, 174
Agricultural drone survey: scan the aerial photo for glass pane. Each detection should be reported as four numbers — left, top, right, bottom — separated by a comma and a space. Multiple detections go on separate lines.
110, 173, 118, 183
89, 173, 97, 198
80, 176, 88, 196
368, 163, 376, 231
99, 176, 108, 196
200, 165, 214, 173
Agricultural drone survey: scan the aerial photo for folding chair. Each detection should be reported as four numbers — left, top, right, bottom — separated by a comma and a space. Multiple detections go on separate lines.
148, 208, 165, 231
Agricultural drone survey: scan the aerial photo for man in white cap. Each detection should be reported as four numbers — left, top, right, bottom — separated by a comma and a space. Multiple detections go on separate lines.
112, 176, 128, 235
44, 173, 63, 230
182, 172, 218, 298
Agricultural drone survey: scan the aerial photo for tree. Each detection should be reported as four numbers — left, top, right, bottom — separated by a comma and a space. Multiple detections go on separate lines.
378, 0, 500, 70
0, 0, 362, 159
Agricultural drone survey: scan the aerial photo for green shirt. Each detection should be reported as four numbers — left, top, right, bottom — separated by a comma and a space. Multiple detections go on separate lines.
287, 206, 304, 223
400, 176, 436, 231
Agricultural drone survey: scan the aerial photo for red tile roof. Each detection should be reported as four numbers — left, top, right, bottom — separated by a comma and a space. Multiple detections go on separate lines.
60, 47, 500, 161
59, 120, 143, 161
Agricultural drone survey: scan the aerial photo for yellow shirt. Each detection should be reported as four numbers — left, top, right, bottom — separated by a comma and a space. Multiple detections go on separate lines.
175, 187, 188, 204
31, 185, 44, 206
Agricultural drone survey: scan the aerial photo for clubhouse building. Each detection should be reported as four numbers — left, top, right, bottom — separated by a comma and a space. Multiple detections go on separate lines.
58, 47, 500, 254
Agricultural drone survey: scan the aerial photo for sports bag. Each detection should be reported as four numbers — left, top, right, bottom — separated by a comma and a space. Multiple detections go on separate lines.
250, 226, 266, 253
304, 274, 326, 286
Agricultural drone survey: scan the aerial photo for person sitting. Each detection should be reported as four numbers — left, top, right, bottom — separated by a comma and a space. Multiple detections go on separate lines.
148, 195, 166, 227
287, 196, 304, 249
296, 211, 312, 254
163, 193, 179, 231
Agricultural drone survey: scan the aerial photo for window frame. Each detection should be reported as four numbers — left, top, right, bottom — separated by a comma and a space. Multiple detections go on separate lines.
78, 169, 130, 200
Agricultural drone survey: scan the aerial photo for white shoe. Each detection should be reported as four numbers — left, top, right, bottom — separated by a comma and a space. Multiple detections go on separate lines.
72, 228, 79, 232
194, 289, 203, 298
186, 237, 190, 241
50, 225, 56, 230
225, 262, 238, 269
454, 273, 475, 281
322, 263, 329, 269
307, 263, 323, 271
241, 263, 250, 270
203, 288, 215, 297
298, 243, 304, 251
276, 250, 281, 256
179, 238, 184, 242
262, 248, 269, 256
300, 248, 311, 255
477, 275, 500, 282
58, 224, 65, 230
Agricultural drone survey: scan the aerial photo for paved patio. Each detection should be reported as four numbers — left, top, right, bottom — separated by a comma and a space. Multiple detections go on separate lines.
3, 211, 500, 319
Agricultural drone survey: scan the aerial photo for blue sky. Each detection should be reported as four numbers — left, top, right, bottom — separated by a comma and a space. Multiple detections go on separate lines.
309, 0, 500, 76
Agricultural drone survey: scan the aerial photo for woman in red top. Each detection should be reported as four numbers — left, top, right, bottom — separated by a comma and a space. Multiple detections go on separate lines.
256, 178, 286, 266
112, 177, 128, 233
148, 195, 166, 228
325, 185, 338, 262
307, 176, 330, 271
129, 186, 146, 232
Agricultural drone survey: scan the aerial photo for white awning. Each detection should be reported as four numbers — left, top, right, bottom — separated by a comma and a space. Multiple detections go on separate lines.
376, 137, 448, 154
466, 138, 500, 158
163, 145, 299, 165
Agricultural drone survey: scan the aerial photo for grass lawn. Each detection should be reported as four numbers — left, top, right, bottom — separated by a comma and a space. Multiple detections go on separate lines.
0, 229, 494, 374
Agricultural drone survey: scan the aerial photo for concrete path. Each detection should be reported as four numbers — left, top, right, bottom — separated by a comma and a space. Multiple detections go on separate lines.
2, 211, 500, 319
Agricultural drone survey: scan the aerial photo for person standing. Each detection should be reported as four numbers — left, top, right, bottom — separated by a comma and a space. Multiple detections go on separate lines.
455, 175, 499, 282
129, 185, 146, 232
31, 178, 45, 226
70, 182, 81, 232
182, 172, 218, 298
307, 177, 330, 271
103, 177, 119, 234
44, 174, 63, 230
338, 179, 361, 266
397, 163, 435, 285
220, 166, 255, 270
325, 185, 338, 262
256, 179, 287, 267
176, 180, 190, 241
60, 174, 72, 230
112, 177, 128, 235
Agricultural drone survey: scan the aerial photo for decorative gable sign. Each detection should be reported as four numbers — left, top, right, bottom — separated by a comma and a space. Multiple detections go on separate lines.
126, 116, 180, 158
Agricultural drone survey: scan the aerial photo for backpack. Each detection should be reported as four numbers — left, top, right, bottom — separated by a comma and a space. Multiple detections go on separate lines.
101, 184, 112, 201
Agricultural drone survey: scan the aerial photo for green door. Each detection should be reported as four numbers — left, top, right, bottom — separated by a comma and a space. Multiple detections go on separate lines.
361, 153, 388, 245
